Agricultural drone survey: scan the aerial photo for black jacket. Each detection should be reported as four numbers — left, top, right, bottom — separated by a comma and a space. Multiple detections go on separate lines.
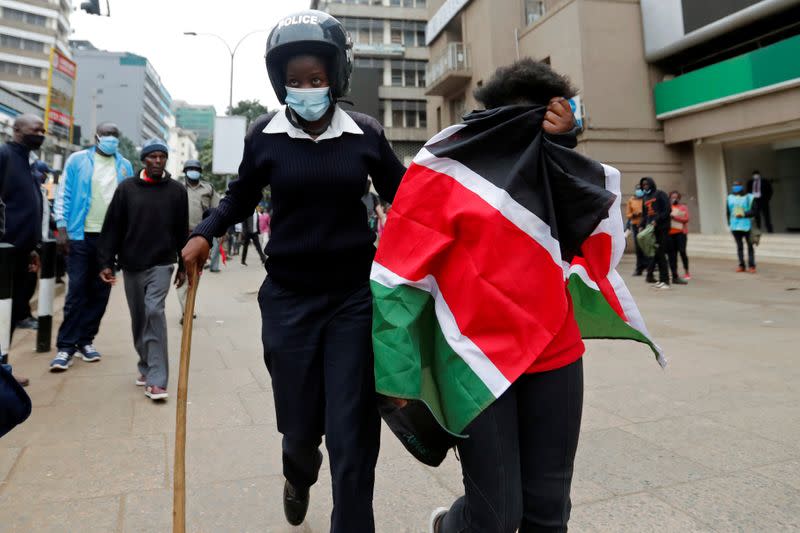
0, 142, 42, 251
746, 176, 773, 202
639, 177, 670, 229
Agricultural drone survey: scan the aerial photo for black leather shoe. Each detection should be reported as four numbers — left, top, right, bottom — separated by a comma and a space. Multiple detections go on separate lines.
283, 480, 310, 526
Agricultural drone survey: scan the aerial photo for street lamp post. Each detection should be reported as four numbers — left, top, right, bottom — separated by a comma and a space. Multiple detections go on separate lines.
183, 30, 267, 113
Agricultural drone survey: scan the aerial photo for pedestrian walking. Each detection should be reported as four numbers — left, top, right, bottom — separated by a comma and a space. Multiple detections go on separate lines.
640, 176, 671, 289
97, 139, 188, 401
405, 58, 585, 533
667, 191, 690, 283
0, 114, 46, 387
240, 209, 266, 266
626, 184, 646, 276
50, 123, 133, 371
727, 180, 756, 273
181, 11, 413, 532
177, 159, 219, 321
746, 170, 773, 233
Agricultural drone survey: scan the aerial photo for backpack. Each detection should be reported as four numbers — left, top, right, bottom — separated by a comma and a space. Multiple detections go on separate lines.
636, 224, 657, 258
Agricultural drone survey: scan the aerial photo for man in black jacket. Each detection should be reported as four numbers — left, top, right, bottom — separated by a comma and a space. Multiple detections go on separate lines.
0, 114, 46, 386
240, 208, 266, 266
639, 176, 672, 289
96, 139, 188, 401
746, 170, 774, 233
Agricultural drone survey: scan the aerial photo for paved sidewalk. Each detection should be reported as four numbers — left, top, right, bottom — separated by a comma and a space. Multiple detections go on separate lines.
0, 257, 798, 532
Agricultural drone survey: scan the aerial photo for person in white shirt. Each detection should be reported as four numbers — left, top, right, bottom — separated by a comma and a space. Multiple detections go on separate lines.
746, 170, 774, 233
240, 208, 266, 266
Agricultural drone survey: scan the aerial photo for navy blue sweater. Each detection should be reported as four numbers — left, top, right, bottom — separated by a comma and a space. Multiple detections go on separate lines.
0, 142, 42, 251
194, 111, 406, 291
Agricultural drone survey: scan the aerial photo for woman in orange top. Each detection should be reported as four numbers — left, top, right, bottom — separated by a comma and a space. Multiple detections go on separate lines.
668, 191, 690, 282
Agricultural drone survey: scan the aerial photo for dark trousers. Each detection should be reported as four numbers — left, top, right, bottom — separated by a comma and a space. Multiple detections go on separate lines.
754, 199, 773, 233
56, 235, 112, 352
732, 230, 755, 268
631, 225, 646, 274
241, 232, 266, 265
441, 358, 584, 533
667, 233, 689, 278
19, 270, 37, 320
9, 248, 34, 344
259, 278, 380, 533
646, 226, 669, 283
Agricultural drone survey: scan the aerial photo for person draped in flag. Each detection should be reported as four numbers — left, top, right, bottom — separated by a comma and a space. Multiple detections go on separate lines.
181, 12, 579, 532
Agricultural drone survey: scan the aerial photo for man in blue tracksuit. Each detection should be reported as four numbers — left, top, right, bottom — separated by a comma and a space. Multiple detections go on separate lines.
50, 123, 133, 371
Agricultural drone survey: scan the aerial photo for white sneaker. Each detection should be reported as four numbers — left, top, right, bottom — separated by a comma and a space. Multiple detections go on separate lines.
653, 281, 671, 290
429, 507, 448, 533
135, 375, 146, 386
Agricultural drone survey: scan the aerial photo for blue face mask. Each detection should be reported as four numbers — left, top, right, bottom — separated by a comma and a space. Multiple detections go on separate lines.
635, 189, 644, 198
284, 87, 331, 122
96, 136, 119, 155
732, 185, 744, 194
186, 170, 201, 181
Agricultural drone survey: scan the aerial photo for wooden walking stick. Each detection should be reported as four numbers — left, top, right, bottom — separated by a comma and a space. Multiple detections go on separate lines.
174, 267, 200, 533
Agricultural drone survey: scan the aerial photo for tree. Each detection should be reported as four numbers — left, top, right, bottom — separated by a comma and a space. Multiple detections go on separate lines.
198, 139, 231, 192
118, 135, 142, 175
228, 99, 269, 126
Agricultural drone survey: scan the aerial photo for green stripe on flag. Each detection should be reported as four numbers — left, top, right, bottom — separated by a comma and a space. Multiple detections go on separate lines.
568, 274, 656, 351
371, 281, 496, 434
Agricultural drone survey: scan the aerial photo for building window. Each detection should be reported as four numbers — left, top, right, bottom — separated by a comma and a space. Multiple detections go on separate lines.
2, 7, 47, 27
389, 60, 427, 88
390, 20, 426, 47
524, 0, 546, 25
340, 17, 384, 45
0, 34, 46, 53
388, 100, 427, 128
0, 60, 44, 79
390, 0, 426, 6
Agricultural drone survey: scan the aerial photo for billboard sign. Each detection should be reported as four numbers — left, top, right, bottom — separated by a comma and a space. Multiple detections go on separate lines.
212, 115, 247, 175
44, 48, 77, 141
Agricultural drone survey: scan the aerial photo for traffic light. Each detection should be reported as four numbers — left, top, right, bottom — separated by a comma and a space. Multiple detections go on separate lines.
80, 0, 101, 15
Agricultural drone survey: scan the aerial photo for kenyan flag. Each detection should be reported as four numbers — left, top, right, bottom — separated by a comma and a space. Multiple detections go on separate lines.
371, 106, 663, 435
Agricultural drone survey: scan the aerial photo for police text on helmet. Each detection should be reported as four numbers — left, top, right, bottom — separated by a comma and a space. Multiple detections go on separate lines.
278, 15, 319, 29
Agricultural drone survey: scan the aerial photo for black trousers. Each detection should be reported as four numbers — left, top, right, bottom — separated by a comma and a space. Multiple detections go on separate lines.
441, 358, 583, 533
9, 248, 34, 343
241, 232, 266, 265
646, 226, 669, 283
732, 230, 755, 268
259, 278, 380, 533
754, 199, 773, 233
667, 233, 689, 278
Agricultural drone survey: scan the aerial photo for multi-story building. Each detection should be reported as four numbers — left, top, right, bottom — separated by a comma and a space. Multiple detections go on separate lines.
166, 113, 199, 179
0, 0, 72, 105
70, 40, 173, 146
425, 0, 800, 240
311, 0, 430, 164
173, 100, 216, 147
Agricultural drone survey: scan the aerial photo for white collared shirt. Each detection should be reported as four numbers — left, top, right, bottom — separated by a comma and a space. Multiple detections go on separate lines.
263, 105, 364, 143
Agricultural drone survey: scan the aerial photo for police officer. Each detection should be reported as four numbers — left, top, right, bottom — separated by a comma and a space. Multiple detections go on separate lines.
177, 160, 218, 319
181, 11, 406, 532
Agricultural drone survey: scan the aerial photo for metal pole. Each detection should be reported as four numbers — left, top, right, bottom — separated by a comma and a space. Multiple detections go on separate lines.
36, 240, 56, 353
228, 52, 234, 113
0, 243, 14, 365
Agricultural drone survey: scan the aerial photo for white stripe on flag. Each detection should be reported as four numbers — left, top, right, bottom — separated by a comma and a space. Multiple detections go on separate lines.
424, 123, 467, 147
371, 262, 512, 399
412, 148, 563, 269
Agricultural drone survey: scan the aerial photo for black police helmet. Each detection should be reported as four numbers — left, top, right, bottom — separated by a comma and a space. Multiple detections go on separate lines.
265, 10, 353, 104
183, 159, 202, 172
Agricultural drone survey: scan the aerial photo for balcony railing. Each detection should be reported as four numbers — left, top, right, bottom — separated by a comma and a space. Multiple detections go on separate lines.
426, 42, 470, 91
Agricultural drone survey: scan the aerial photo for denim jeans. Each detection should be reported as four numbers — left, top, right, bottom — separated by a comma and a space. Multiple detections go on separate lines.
56, 235, 112, 351
209, 237, 221, 271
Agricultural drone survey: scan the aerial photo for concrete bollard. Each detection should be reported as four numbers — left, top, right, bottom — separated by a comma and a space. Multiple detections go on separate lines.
0, 243, 14, 365
36, 240, 56, 353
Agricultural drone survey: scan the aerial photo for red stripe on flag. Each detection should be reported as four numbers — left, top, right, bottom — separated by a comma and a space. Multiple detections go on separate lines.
572, 233, 628, 321
376, 162, 569, 381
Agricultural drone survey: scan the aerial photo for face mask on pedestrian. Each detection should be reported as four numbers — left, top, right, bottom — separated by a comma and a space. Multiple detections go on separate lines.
186, 170, 201, 181
671, 197, 679, 204
96, 135, 119, 155
732, 185, 744, 194
635, 189, 644, 198
22, 133, 45, 150
642, 187, 651, 195
284, 86, 331, 122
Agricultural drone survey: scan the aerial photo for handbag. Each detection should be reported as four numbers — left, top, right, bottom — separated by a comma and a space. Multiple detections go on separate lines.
0, 364, 32, 438
636, 224, 657, 258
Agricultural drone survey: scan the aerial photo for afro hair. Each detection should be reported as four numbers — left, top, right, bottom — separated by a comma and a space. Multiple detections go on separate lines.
474, 58, 577, 109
